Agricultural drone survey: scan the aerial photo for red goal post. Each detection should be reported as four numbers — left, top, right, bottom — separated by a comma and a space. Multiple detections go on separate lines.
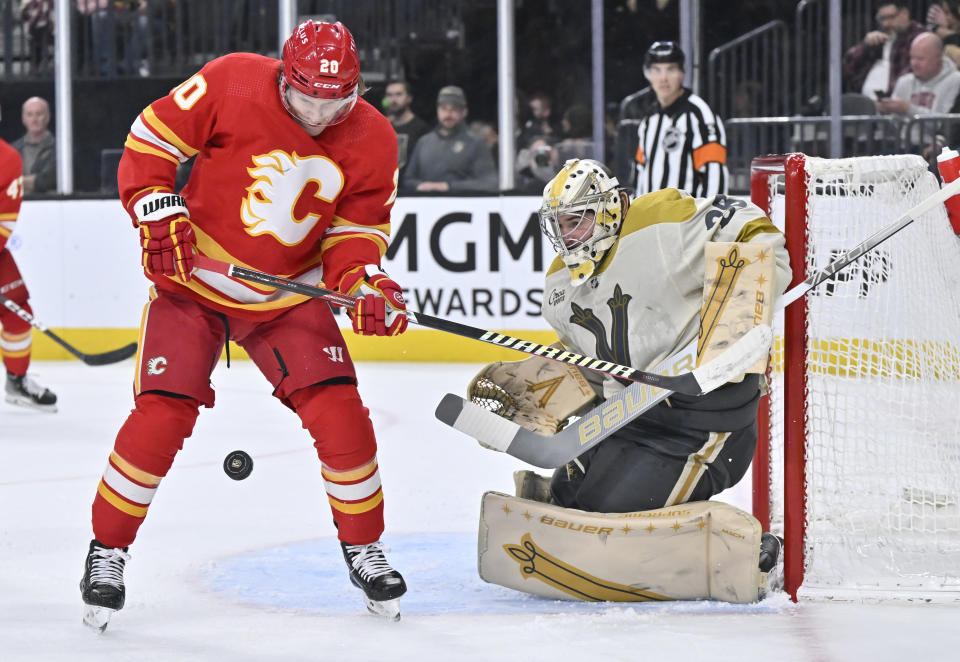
749, 153, 960, 602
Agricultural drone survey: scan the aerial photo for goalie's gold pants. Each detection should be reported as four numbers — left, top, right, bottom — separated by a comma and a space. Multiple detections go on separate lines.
550, 375, 760, 512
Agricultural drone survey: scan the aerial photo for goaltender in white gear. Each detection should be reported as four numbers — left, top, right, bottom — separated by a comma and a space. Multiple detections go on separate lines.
472, 159, 790, 603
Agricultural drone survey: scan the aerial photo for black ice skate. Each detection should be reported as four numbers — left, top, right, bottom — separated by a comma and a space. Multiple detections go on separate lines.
758, 532, 783, 600
79, 539, 131, 632
5, 372, 57, 412
341, 541, 407, 621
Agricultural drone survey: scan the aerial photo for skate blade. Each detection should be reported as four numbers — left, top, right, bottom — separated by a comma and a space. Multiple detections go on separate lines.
82, 605, 115, 632
5, 394, 57, 413
364, 597, 401, 622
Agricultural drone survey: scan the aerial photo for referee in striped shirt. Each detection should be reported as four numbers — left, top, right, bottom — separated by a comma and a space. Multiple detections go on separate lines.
635, 41, 729, 196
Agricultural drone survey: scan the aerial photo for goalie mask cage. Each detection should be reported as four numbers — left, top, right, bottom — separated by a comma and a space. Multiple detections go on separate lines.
750, 153, 960, 602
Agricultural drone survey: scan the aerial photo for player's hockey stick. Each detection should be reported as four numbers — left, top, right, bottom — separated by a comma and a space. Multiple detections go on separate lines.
434, 173, 960, 468
194, 255, 761, 396
0, 292, 138, 366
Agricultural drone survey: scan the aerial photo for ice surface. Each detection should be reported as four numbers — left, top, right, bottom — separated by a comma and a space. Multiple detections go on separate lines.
2, 360, 958, 661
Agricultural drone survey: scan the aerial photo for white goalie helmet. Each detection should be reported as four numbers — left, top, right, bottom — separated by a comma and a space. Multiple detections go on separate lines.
538, 158, 625, 286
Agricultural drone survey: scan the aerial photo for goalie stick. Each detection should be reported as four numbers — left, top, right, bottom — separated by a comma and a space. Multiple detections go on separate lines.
435, 328, 770, 469
0, 293, 138, 366
193, 255, 750, 396
434, 173, 960, 468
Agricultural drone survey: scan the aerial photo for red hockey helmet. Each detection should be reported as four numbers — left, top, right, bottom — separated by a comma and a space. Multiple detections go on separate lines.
280, 21, 361, 131
282, 20, 360, 100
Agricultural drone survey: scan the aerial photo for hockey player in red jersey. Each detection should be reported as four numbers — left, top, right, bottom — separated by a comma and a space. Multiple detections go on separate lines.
80, 20, 409, 629
0, 106, 58, 412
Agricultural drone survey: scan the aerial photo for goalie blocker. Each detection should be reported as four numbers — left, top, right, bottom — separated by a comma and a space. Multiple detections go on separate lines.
479, 491, 770, 603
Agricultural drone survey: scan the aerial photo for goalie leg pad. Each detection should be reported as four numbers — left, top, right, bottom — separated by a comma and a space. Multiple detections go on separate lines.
478, 491, 763, 603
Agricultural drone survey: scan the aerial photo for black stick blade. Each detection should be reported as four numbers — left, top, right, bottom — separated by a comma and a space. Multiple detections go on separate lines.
80, 342, 138, 366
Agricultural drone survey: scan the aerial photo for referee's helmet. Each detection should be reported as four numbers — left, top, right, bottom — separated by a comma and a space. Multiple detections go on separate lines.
643, 41, 685, 70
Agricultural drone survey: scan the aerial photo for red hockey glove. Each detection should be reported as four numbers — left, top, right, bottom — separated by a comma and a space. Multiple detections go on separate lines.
339, 265, 408, 336
135, 192, 196, 284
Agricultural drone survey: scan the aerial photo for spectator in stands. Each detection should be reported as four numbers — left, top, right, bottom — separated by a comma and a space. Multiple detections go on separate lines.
927, 1, 960, 66
77, 0, 118, 76
515, 106, 601, 194
383, 80, 430, 181
469, 120, 499, 164
401, 86, 498, 193
76, 0, 150, 76
843, 1, 926, 102
879, 32, 960, 116
515, 135, 557, 194
927, 1, 960, 45
517, 93, 557, 149
12, 97, 56, 195
20, 0, 55, 73
125, 0, 153, 77
634, 41, 728, 197
882, 32, 960, 155
554, 105, 598, 164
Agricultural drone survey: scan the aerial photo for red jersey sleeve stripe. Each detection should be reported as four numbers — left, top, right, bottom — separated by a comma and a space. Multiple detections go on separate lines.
131, 115, 189, 162
328, 216, 391, 236
124, 135, 181, 166
142, 106, 199, 158
319, 233, 389, 258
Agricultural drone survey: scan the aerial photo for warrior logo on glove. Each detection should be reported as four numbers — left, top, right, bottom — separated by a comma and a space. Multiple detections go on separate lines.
135, 192, 197, 284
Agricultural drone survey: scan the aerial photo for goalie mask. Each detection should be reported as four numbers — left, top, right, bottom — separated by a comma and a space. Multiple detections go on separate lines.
538, 159, 625, 286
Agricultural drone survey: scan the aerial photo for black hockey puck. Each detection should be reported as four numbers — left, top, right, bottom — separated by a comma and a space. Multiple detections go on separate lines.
223, 450, 253, 480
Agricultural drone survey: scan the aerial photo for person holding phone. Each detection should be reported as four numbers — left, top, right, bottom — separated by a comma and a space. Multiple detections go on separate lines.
843, 1, 925, 101
878, 32, 960, 117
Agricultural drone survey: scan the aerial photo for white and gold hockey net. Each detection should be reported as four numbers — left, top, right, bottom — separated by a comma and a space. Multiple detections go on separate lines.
751, 153, 960, 601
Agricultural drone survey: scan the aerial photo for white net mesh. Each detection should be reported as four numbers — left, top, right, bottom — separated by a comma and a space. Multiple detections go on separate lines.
765, 154, 960, 599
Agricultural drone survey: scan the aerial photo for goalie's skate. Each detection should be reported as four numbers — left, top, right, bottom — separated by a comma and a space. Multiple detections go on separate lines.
758, 532, 783, 600
79, 539, 130, 632
341, 541, 406, 621
5, 372, 57, 412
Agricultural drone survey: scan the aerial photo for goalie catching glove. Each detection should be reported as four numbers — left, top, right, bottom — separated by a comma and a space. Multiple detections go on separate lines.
468, 353, 598, 438
135, 192, 197, 284
338, 264, 408, 336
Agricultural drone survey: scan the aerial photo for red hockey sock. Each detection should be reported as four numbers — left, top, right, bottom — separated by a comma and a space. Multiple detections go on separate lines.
91, 393, 200, 548
0, 299, 32, 375
291, 384, 384, 545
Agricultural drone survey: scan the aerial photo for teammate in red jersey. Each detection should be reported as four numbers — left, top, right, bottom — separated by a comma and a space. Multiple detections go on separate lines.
0, 105, 58, 412
80, 21, 409, 629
